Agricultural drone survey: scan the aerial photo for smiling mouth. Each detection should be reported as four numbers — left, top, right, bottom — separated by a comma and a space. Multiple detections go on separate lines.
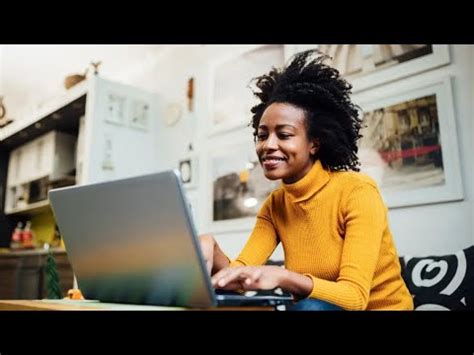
262, 156, 286, 162
261, 156, 287, 170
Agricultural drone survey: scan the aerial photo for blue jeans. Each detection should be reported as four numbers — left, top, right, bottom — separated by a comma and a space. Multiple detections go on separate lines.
286, 298, 342, 311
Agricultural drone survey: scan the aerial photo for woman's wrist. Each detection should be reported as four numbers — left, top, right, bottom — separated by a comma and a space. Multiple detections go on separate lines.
212, 242, 230, 274
279, 268, 313, 298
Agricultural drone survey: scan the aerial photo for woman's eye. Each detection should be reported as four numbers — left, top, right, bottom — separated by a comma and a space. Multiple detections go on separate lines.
278, 133, 292, 139
257, 134, 267, 140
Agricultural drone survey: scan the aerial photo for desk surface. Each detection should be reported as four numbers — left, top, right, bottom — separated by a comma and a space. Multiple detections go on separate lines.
0, 299, 274, 311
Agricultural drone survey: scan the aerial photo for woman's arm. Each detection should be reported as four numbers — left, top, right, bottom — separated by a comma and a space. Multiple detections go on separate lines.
199, 234, 230, 275
304, 182, 386, 310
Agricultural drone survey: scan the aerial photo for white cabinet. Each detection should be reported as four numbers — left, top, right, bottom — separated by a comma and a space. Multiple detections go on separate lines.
7, 131, 76, 187
1, 76, 162, 216
5, 131, 76, 214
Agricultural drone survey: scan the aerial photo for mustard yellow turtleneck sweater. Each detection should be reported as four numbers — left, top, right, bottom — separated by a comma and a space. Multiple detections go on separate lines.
230, 160, 414, 310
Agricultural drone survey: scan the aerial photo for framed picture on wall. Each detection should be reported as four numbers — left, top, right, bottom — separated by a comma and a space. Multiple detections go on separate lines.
209, 45, 288, 136
353, 73, 463, 208
178, 154, 199, 190
104, 91, 126, 126
287, 45, 450, 93
207, 138, 280, 233
129, 99, 150, 131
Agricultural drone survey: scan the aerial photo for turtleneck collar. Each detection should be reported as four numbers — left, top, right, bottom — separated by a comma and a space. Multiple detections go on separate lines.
281, 160, 330, 202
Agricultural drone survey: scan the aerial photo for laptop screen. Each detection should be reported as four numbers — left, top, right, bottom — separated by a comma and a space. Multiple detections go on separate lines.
49, 170, 217, 308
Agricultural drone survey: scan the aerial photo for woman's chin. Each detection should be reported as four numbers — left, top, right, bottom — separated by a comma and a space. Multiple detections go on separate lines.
263, 170, 283, 181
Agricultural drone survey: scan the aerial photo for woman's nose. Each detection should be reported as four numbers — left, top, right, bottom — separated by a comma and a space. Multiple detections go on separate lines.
263, 134, 278, 150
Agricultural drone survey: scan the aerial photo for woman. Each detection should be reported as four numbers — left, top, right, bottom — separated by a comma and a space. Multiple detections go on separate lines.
200, 49, 413, 310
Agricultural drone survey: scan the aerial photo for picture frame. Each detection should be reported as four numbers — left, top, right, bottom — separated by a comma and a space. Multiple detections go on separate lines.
104, 91, 126, 126
287, 45, 450, 93
207, 135, 280, 233
352, 73, 463, 208
208, 45, 290, 136
129, 99, 150, 131
178, 154, 199, 190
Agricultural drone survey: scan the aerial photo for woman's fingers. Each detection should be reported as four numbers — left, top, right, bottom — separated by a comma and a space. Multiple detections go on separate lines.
244, 269, 262, 286
212, 267, 262, 288
212, 268, 244, 287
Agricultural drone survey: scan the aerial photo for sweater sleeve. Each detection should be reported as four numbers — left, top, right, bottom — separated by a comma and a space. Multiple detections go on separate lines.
230, 195, 279, 267
305, 182, 386, 310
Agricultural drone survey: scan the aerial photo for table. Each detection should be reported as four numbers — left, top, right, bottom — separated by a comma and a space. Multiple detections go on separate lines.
0, 299, 274, 311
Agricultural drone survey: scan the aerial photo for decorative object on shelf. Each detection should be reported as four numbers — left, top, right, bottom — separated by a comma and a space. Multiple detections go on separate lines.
90, 60, 102, 75
45, 245, 62, 299
0, 96, 14, 128
50, 225, 62, 248
64, 67, 89, 90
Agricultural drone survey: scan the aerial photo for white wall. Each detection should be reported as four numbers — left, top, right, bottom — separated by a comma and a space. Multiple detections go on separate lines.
129, 45, 473, 259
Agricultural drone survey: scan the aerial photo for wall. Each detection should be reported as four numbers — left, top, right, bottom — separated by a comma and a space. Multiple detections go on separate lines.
130, 45, 473, 259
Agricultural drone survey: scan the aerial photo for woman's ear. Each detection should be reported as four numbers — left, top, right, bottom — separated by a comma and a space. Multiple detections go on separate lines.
310, 139, 320, 156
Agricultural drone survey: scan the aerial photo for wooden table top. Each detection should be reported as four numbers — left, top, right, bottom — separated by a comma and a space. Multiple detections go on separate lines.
0, 299, 274, 311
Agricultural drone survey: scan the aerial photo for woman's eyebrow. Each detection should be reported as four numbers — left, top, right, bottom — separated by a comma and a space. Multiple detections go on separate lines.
258, 124, 297, 130
275, 124, 296, 130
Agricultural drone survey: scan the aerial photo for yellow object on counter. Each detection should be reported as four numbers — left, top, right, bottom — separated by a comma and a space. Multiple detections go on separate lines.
31, 210, 56, 245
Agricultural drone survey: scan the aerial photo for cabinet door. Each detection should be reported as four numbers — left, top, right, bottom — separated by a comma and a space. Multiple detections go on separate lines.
36, 132, 55, 180
18, 143, 35, 185
6, 149, 21, 187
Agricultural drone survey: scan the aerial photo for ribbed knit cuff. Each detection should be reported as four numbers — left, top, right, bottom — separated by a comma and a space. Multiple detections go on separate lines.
303, 273, 318, 299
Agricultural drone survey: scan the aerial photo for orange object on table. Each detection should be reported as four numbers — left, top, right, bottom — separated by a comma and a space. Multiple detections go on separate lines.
67, 289, 84, 300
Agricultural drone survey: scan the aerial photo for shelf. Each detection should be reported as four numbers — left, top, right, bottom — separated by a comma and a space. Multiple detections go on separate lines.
0, 247, 66, 257
5, 199, 51, 216
0, 80, 88, 143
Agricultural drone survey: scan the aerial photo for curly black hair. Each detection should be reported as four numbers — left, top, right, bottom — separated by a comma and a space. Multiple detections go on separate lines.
250, 49, 363, 172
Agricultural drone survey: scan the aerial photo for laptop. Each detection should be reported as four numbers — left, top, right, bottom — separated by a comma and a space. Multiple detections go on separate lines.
48, 170, 293, 309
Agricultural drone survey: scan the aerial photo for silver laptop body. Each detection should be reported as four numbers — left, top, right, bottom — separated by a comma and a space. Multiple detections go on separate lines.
49, 170, 217, 308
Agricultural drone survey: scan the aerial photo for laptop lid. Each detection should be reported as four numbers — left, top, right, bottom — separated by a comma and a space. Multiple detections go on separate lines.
49, 170, 217, 308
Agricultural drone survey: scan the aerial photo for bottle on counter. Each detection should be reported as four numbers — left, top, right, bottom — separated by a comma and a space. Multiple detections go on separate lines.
10, 222, 24, 249
21, 221, 35, 249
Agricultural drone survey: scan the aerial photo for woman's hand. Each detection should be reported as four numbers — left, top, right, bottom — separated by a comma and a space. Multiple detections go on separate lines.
211, 265, 287, 291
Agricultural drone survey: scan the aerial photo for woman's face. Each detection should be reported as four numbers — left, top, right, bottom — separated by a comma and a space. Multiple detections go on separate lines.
256, 102, 319, 184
